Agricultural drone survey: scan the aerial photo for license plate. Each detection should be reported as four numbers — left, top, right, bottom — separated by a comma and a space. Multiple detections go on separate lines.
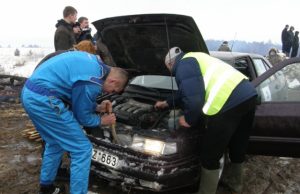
92, 148, 119, 168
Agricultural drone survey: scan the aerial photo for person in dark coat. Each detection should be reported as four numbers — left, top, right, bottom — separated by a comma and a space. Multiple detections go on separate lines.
281, 25, 289, 55
155, 47, 257, 194
291, 31, 299, 58
218, 41, 231, 52
76, 16, 94, 43
54, 6, 78, 51
286, 26, 295, 57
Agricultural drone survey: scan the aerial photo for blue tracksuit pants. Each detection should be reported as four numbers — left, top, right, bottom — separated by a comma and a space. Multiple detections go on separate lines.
22, 87, 92, 194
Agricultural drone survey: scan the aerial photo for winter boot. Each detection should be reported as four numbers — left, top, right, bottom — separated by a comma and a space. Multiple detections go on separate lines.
226, 162, 244, 194
196, 167, 220, 194
39, 184, 63, 194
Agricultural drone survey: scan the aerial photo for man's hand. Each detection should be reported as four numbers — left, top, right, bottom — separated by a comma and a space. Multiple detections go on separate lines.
154, 101, 169, 109
96, 100, 112, 113
178, 116, 191, 128
101, 113, 116, 126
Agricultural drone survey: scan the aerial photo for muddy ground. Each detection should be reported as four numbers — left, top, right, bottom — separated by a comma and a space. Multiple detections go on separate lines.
0, 101, 300, 194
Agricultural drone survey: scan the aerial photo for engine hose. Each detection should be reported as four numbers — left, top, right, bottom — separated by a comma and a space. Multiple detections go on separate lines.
150, 109, 169, 129
111, 124, 120, 144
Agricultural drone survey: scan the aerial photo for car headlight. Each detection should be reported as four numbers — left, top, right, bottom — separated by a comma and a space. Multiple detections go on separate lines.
130, 135, 177, 156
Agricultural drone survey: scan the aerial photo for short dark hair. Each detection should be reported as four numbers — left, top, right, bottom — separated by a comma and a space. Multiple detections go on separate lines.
78, 16, 88, 24
63, 6, 77, 18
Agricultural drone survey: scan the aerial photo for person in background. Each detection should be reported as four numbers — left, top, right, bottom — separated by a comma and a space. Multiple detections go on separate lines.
218, 41, 231, 52
291, 31, 299, 58
22, 51, 128, 194
267, 48, 286, 65
54, 6, 78, 51
155, 47, 257, 194
76, 16, 94, 43
281, 24, 289, 55
286, 26, 295, 57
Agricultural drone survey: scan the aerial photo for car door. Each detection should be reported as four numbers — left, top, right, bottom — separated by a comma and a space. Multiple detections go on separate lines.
248, 58, 300, 158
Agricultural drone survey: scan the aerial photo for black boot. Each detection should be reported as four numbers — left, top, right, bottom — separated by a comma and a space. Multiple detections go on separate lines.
39, 184, 63, 194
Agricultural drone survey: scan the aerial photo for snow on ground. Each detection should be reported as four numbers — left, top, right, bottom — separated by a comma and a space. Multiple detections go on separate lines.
0, 47, 53, 77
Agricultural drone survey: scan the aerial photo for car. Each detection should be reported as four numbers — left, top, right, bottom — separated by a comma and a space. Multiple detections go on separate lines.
210, 51, 273, 81
210, 51, 300, 157
85, 14, 300, 192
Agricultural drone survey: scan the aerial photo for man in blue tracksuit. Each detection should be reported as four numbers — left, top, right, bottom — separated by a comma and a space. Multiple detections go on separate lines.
155, 47, 257, 194
21, 51, 128, 194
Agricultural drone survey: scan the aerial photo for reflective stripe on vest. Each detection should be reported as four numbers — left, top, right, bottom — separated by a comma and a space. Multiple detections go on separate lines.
182, 52, 248, 115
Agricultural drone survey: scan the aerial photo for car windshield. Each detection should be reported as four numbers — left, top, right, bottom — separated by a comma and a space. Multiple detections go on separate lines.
256, 62, 300, 102
252, 58, 271, 77
130, 75, 178, 90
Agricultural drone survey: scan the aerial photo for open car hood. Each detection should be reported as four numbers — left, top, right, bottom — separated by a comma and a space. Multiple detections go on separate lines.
92, 14, 208, 75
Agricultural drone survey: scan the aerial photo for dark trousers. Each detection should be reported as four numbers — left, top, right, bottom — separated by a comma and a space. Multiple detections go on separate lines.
200, 96, 257, 170
291, 46, 299, 58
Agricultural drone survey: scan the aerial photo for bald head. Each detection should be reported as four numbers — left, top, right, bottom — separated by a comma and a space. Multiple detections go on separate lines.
103, 67, 128, 93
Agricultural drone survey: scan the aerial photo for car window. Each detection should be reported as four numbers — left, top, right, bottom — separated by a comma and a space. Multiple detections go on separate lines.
234, 58, 250, 77
256, 63, 300, 102
252, 58, 270, 77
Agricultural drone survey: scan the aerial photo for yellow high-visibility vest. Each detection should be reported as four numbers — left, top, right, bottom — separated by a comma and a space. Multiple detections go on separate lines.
182, 52, 248, 115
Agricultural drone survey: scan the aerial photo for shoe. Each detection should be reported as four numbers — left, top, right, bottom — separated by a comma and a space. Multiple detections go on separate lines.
39, 184, 63, 194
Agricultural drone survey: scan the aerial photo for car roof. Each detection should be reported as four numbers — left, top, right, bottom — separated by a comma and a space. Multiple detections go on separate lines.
210, 51, 265, 61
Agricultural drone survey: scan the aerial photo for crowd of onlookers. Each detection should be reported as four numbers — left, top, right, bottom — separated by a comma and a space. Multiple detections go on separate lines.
281, 24, 299, 58
54, 6, 95, 52
54, 6, 116, 67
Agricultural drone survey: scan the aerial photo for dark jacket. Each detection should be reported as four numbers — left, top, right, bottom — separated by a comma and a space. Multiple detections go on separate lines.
77, 28, 93, 43
54, 19, 76, 51
291, 33, 299, 57
281, 28, 289, 44
167, 53, 257, 126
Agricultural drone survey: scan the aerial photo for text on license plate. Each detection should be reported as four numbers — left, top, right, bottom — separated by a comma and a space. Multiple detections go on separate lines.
92, 148, 119, 168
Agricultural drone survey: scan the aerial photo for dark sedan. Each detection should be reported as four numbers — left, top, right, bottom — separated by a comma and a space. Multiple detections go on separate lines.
84, 14, 300, 192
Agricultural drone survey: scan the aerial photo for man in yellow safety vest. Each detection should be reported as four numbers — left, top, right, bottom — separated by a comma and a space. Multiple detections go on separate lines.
155, 47, 257, 194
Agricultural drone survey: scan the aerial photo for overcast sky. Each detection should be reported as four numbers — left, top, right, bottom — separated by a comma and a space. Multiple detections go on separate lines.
0, 0, 299, 48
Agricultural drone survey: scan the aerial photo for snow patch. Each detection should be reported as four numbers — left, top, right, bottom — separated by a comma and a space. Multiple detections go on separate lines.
0, 47, 53, 77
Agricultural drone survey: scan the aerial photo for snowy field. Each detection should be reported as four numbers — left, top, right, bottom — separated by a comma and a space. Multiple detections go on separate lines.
0, 47, 54, 77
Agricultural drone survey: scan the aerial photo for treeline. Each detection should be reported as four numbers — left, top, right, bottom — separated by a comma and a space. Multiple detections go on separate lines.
206, 39, 282, 56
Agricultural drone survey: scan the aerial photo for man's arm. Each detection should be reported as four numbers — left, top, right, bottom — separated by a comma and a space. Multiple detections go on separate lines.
71, 81, 101, 127
176, 59, 206, 126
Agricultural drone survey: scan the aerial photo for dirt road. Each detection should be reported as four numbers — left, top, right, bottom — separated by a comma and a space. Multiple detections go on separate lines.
0, 102, 299, 194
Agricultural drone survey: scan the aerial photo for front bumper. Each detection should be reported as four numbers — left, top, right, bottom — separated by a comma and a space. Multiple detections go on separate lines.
88, 135, 200, 192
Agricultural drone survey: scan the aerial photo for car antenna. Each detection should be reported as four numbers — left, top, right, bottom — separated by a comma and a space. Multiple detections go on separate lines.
231, 32, 237, 51
164, 16, 177, 132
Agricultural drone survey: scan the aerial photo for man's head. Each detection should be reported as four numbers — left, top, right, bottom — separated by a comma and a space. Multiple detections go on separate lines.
285, 24, 289, 29
78, 16, 89, 29
63, 6, 77, 24
290, 26, 295, 31
164, 47, 182, 71
103, 67, 128, 94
